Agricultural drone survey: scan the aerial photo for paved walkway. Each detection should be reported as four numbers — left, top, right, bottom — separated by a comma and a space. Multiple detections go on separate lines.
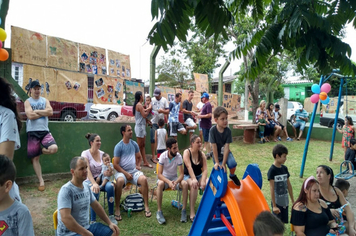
346, 176, 356, 216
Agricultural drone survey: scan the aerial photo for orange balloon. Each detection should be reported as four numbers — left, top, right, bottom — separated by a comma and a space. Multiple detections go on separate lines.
0, 48, 8, 61
319, 92, 327, 101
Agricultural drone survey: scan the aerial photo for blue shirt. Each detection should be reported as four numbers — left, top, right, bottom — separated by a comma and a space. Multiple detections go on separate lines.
295, 109, 308, 124
113, 140, 140, 172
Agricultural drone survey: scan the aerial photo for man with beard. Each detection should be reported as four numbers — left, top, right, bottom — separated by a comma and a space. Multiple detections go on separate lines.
155, 138, 188, 224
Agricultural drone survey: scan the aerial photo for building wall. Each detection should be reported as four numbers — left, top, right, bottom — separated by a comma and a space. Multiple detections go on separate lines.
283, 84, 312, 101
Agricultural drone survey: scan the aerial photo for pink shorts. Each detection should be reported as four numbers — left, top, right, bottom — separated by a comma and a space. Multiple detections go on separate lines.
27, 131, 56, 158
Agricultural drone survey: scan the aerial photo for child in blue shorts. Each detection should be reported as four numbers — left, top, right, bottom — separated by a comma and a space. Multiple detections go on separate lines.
257, 112, 266, 144
209, 106, 240, 186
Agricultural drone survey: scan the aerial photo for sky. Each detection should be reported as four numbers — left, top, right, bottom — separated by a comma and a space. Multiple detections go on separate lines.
4, 0, 356, 81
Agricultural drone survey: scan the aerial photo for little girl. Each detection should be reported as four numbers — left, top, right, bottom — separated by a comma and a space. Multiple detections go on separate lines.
337, 116, 356, 160
144, 95, 154, 121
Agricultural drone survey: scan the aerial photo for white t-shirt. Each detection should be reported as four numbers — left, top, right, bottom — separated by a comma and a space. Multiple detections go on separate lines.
156, 128, 167, 150
197, 102, 204, 110
0, 106, 21, 150
151, 97, 169, 124
158, 150, 183, 179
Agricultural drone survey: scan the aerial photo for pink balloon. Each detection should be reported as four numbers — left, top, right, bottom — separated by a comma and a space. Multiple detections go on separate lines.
311, 94, 320, 103
0, 41, 3, 48
320, 83, 331, 93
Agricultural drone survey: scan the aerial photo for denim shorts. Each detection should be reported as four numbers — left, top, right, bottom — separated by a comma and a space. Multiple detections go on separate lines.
150, 123, 159, 143
202, 128, 210, 142
184, 173, 202, 181
293, 122, 306, 131
212, 152, 237, 169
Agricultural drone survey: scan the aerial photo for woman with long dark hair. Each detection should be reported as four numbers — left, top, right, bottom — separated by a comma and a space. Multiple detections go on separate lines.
182, 134, 208, 221
266, 103, 282, 142
133, 91, 152, 169
0, 77, 22, 201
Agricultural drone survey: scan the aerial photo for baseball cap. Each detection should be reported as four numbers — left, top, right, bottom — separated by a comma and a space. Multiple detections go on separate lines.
275, 104, 280, 109
153, 88, 161, 97
30, 80, 41, 88
299, 105, 303, 109
201, 92, 209, 99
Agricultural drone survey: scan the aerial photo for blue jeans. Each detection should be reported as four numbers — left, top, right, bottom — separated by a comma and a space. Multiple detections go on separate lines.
212, 152, 237, 169
150, 124, 159, 143
72, 223, 113, 236
293, 121, 306, 131
90, 180, 114, 221
202, 128, 210, 142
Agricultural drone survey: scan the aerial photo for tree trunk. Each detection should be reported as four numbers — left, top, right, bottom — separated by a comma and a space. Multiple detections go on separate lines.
248, 76, 260, 124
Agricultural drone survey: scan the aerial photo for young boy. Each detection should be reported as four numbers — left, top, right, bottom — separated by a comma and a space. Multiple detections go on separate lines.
345, 138, 356, 174
257, 112, 266, 144
253, 211, 285, 236
209, 106, 240, 186
96, 153, 115, 190
155, 118, 168, 159
156, 138, 188, 224
0, 155, 35, 235
267, 144, 294, 224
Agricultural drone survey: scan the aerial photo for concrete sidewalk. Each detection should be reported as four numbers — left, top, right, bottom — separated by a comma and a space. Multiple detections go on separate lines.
346, 176, 356, 216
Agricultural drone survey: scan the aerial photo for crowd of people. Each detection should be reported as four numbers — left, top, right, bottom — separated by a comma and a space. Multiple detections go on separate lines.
1, 77, 355, 236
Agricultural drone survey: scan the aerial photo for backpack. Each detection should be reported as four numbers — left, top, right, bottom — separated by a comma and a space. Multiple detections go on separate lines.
121, 193, 144, 212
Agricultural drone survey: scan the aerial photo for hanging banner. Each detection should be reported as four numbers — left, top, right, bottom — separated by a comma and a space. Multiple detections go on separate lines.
11, 26, 47, 66
93, 75, 124, 105
124, 80, 144, 106
79, 44, 106, 75
194, 73, 209, 93
47, 36, 78, 71
107, 49, 131, 79
56, 70, 88, 104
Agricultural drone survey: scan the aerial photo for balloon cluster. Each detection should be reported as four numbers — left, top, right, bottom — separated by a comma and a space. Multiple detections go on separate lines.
310, 83, 331, 104
0, 24, 8, 61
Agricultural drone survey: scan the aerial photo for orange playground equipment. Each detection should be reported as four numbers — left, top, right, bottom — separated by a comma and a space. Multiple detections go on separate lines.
188, 164, 269, 236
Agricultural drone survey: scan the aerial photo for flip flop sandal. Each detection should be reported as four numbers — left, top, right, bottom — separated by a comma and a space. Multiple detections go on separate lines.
150, 158, 158, 164
114, 214, 122, 221
145, 210, 152, 218
144, 163, 153, 168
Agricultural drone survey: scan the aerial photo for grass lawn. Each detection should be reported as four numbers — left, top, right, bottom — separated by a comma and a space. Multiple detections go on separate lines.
20, 139, 344, 236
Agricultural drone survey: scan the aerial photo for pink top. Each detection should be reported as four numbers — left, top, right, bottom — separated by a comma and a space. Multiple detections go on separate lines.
81, 149, 104, 179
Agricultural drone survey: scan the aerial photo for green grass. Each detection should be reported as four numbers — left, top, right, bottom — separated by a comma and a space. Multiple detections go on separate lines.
21, 139, 344, 236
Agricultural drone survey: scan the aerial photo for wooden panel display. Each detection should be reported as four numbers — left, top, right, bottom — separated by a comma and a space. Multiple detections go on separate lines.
92, 75, 124, 105
158, 86, 176, 103
56, 70, 88, 104
231, 94, 241, 112
11, 26, 47, 66
79, 44, 106, 75
177, 89, 201, 110
107, 49, 131, 79
209, 93, 218, 110
124, 80, 144, 106
304, 97, 321, 113
47, 36, 78, 71
223, 92, 233, 113
194, 73, 209, 93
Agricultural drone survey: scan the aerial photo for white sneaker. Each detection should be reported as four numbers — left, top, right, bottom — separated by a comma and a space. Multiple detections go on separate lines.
109, 215, 118, 224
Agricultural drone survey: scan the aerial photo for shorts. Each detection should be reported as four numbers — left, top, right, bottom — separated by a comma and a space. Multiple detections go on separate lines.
135, 124, 146, 138
293, 122, 305, 131
157, 149, 165, 159
212, 152, 237, 169
157, 176, 180, 190
185, 118, 196, 133
198, 121, 202, 131
271, 203, 289, 223
184, 173, 202, 181
150, 124, 159, 143
114, 169, 143, 186
27, 131, 56, 159
169, 122, 186, 137
202, 128, 210, 142
259, 131, 264, 138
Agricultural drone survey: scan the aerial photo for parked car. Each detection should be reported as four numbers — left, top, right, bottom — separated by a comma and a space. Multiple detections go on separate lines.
16, 99, 87, 122
287, 101, 303, 122
319, 101, 354, 129
89, 104, 122, 121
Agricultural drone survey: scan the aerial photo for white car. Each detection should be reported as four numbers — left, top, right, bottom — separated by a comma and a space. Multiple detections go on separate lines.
89, 104, 122, 121
287, 101, 303, 122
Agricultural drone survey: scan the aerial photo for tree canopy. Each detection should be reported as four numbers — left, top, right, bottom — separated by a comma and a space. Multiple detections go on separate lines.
148, 0, 356, 78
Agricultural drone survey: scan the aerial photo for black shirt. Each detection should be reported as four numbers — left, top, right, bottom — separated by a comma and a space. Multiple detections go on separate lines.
182, 99, 193, 121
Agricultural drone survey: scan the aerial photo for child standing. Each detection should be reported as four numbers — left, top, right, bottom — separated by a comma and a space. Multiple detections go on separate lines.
337, 116, 355, 160
267, 144, 294, 224
155, 118, 168, 159
257, 112, 266, 144
209, 106, 240, 186
0, 155, 35, 235
344, 138, 356, 174
96, 153, 115, 190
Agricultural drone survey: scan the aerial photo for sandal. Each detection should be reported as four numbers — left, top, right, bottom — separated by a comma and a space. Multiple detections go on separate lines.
150, 158, 158, 164
145, 210, 152, 218
143, 163, 153, 168
114, 214, 122, 221
190, 216, 195, 222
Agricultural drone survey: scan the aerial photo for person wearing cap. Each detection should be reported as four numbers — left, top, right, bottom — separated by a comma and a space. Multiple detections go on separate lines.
292, 105, 309, 141
168, 93, 187, 139
150, 88, 170, 163
273, 104, 293, 141
24, 80, 58, 191
197, 92, 212, 157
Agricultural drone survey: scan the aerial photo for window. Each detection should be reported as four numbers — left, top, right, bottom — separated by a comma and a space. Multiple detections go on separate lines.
225, 83, 231, 93
11, 63, 23, 86
87, 77, 94, 103
212, 84, 218, 94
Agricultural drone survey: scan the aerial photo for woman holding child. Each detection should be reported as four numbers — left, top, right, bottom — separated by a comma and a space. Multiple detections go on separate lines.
255, 100, 273, 142
182, 135, 208, 222
266, 103, 282, 142
291, 176, 339, 235
81, 133, 117, 224
317, 165, 356, 236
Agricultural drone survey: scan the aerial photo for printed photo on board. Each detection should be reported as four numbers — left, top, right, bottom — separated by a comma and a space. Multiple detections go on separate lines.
73, 82, 81, 91
107, 85, 113, 93
65, 81, 72, 90
95, 78, 104, 87
96, 88, 105, 99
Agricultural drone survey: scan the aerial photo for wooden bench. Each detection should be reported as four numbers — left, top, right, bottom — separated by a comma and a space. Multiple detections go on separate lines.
233, 124, 259, 144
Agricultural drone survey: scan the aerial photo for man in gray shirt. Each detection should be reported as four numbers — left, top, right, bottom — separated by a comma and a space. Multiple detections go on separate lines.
57, 156, 119, 236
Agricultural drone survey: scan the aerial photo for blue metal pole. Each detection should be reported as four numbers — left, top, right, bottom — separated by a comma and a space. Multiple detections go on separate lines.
329, 78, 344, 161
299, 75, 324, 177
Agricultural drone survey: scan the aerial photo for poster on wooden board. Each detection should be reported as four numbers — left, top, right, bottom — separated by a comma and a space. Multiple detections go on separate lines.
11, 26, 47, 66
92, 75, 124, 105
47, 36, 78, 71
56, 70, 88, 104
79, 44, 106, 75
231, 94, 241, 112
223, 92, 233, 113
107, 49, 131, 79
194, 73, 209, 93
320, 96, 356, 115
158, 86, 176, 103
209, 94, 218, 111
124, 80, 144, 106
304, 97, 321, 113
